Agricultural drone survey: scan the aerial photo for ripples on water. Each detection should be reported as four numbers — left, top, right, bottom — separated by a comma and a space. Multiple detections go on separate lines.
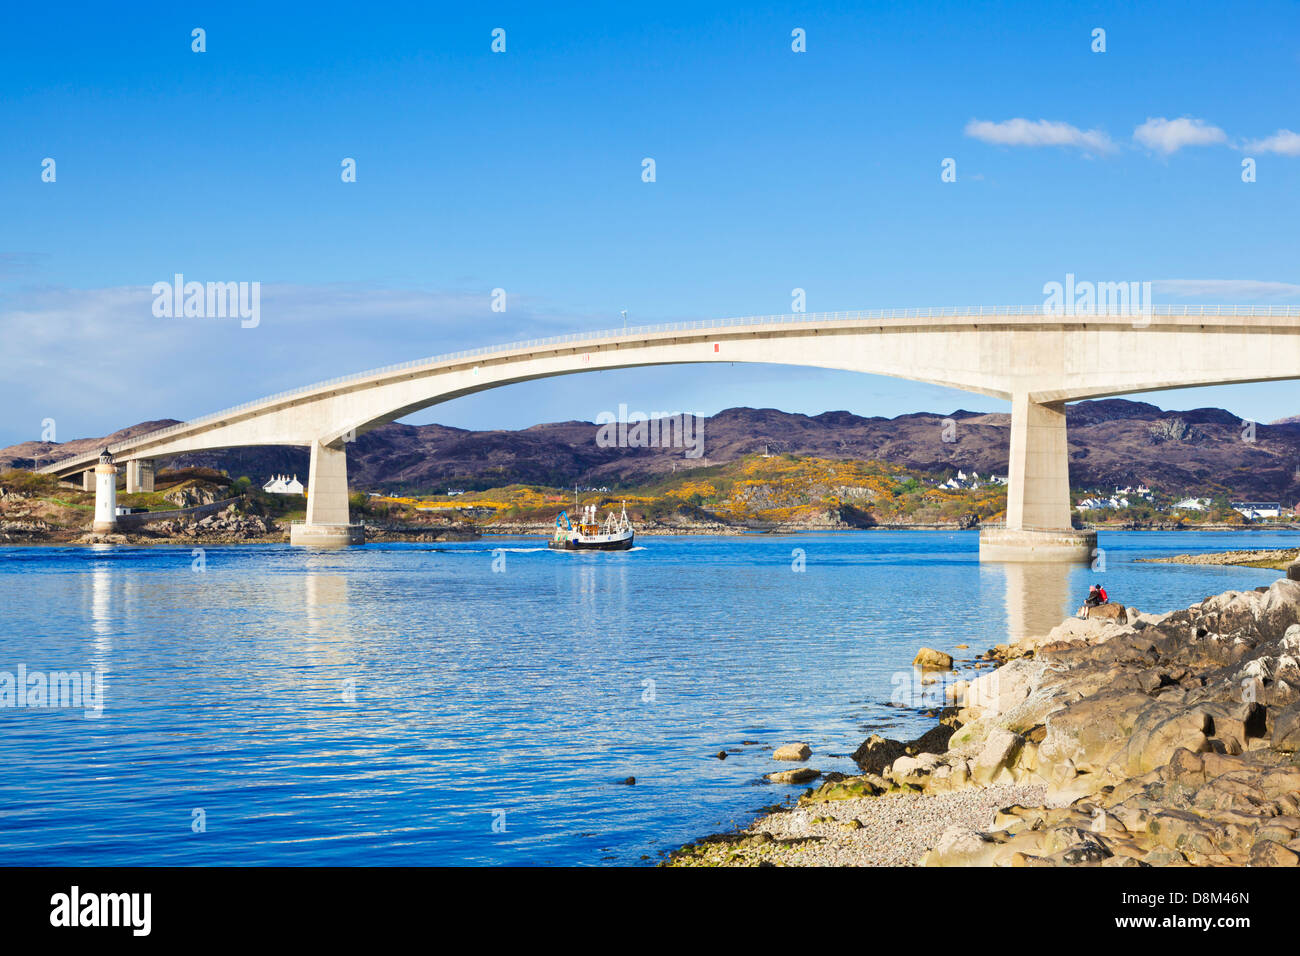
0, 531, 1289, 865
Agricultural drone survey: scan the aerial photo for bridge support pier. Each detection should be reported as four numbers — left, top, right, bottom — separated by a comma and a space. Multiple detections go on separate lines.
290, 440, 364, 547
82, 470, 95, 492
125, 459, 155, 494
979, 394, 1095, 562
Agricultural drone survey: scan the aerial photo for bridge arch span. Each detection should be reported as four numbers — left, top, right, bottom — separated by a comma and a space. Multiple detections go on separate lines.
39, 306, 1300, 557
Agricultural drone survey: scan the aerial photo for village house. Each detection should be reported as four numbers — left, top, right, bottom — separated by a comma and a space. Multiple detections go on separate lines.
262, 474, 304, 495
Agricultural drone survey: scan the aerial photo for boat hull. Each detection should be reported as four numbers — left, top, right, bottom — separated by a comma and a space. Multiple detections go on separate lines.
547, 532, 635, 551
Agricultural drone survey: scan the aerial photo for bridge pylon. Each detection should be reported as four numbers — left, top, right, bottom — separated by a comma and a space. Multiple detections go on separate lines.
979, 393, 1095, 562
289, 439, 364, 547
125, 458, 155, 493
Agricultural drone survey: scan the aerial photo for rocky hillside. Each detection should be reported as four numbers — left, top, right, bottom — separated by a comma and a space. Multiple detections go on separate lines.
412, 456, 1005, 532
4, 399, 1299, 500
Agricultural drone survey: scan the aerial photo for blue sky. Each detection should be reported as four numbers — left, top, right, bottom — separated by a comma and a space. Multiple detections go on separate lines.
2, 0, 1298, 447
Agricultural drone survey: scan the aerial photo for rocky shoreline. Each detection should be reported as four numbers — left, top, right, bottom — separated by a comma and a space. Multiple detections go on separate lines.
1139, 549, 1299, 571
3, 503, 479, 546
669, 573, 1300, 867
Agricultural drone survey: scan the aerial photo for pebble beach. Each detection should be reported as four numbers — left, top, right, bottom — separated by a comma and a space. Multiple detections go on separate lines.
669, 784, 1050, 866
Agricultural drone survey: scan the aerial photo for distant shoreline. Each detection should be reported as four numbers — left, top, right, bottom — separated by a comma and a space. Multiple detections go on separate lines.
3, 522, 1297, 547
1137, 548, 1298, 571
486, 521, 1297, 536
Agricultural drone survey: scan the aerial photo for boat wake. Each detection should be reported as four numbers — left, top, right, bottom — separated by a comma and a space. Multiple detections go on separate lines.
392, 544, 644, 555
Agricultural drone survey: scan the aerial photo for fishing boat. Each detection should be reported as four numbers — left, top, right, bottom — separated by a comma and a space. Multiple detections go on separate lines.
548, 501, 635, 551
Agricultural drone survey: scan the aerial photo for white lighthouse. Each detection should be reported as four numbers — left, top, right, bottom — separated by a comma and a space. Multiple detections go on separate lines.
92, 448, 119, 533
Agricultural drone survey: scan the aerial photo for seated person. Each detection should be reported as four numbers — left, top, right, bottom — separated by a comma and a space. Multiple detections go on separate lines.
1084, 583, 1108, 607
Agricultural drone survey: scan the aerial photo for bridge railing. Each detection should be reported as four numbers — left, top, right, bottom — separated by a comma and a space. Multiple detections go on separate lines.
39, 304, 1300, 473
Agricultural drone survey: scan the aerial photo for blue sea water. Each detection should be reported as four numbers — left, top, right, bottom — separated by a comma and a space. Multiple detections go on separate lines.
0, 530, 1292, 866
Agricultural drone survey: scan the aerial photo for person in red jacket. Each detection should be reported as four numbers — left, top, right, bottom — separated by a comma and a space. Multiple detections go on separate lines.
1085, 583, 1109, 607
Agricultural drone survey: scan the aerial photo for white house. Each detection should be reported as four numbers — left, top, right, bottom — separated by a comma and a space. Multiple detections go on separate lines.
937, 470, 1007, 491
1173, 497, 1209, 511
1115, 485, 1153, 498
263, 474, 305, 495
1076, 495, 1129, 511
1232, 501, 1283, 520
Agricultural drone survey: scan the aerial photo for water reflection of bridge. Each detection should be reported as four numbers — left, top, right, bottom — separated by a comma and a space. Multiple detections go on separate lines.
985, 560, 1081, 644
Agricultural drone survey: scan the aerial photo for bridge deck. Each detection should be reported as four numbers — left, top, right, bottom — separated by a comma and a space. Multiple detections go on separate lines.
38, 304, 1300, 476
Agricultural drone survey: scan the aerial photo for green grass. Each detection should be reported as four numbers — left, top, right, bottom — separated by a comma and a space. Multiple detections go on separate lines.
39, 497, 93, 511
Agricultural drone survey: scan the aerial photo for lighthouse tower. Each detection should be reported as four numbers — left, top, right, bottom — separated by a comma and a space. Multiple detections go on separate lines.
92, 448, 119, 533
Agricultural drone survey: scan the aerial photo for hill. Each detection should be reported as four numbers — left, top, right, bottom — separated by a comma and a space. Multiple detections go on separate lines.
4, 399, 1299, 500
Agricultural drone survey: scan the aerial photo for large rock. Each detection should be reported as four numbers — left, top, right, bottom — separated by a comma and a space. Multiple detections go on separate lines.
960, 659, 1040, 717
949, 660, 1068, 758
1273, 703, 1300, 752
923, 825, 1003, 867
1257, 579, 1300, 641
1029, 616, 1126, 651
773, 742, 811, 761
1200, 589, 1263, 635
913, 648, 954, 670
1251, 841, 1300, 866
1199, 701, 1266, 753
1282, 624, 1300, 654
1164, 747, 1207, 786
1109, 707, 1212, 778
162, 483, 224, 508
800, 774, 885, 803
971, 729, 1024, 784
1038, 691, 1150, 781
767, 767, 820, 785
911, 720, 957, 753
927, 758, 971, 792
851, 734, 907, 774
890, 754, 925, 782
888, 751, 948, 787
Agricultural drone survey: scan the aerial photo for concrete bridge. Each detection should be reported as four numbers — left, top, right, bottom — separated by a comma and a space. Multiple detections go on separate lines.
39, 305, 1300, 558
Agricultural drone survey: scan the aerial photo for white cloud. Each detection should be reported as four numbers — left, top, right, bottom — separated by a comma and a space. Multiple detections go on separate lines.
964, 118, 1116, 154
1242, 129, 1300, 156
1152, 279, 1300, 299
1132, 117, 1227, 154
